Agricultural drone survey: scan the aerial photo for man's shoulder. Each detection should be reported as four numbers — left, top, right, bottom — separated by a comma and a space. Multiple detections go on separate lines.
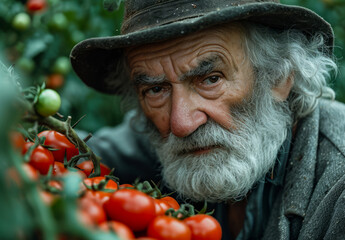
318, 99, 345, 154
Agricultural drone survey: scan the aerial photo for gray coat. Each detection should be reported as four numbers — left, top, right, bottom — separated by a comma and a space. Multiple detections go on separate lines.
83, 99, 345, 239
264, 99, 345, 239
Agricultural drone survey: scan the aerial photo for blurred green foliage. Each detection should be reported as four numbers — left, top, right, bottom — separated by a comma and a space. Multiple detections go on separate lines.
0, 0, 125, 133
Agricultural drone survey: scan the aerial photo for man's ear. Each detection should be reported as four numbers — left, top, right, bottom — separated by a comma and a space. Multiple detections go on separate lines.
271, 74, 294, 101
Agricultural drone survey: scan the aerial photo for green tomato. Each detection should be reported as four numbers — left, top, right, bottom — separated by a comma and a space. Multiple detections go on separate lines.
50, 13, 68, 30
52, 56, 71, 75
35, 89, 61, 117
12, 13, 31, 31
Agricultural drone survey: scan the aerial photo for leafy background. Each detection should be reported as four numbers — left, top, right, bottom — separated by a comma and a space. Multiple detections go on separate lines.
0, 0, 344, 133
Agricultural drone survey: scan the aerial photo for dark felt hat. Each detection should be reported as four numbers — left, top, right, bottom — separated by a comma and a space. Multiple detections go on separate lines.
70, 0, 334, 94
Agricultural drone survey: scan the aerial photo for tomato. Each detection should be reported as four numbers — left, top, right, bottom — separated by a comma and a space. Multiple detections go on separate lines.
153, 198, 172, 216
35, 89, 61, 117
160, 196, 180, 210
104, 189, 156, 231
46, 74, 64, 90
77, 160, 111, 177
83, 176, 118, 204
38, 130, 79, 162
22, 142, 54, 175
79, 196, 107, 226
10, 131, 26, 151
39, 190, 56, 205
147, 215, 192, 240
183, 214, 222, 240
99, 221, 135, 240
7, 163, 39, 186
12, 12, 31, 30
26, 0, 47, 12
50, 13, 68, 31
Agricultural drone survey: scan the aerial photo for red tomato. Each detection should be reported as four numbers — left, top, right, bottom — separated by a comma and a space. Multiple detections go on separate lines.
22, 163, 39, 180
99, 221, 135, 240
160, 196, 180, 210
26, 0, 47, 12
38, 130, 79, 162
83, 176, 118, 204
77, 160, 111, 177
154, 198, 172, 216
10, 131, 26, 151
52, 161, 68, 176
183, 214, 222, 240
79, 196, 107, 226
104, 189, 156, 231
22, 142, 54, 175
147, 215, 192, 240
46, 74, 64, 90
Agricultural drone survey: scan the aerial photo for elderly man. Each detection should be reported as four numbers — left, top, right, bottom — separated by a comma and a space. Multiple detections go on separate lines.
71, 0, 345, 239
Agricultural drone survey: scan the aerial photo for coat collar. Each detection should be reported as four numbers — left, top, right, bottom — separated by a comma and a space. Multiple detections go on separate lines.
282, 103, 320, 218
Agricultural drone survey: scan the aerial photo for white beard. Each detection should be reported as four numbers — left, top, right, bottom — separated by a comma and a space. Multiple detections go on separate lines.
146, 83, 292, 202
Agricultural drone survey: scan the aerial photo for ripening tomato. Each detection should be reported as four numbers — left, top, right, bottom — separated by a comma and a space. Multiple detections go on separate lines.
183, 214, 222, 240
26, 0, 47, 12
77, 160, 111, 177
119, 183, 134, 189
147, 215, 192, 240
38, 130, 79, 162
22, 142, 54, 175
99, 221, 135, 240
79, 196, 107, 226
104, 189, 156, 231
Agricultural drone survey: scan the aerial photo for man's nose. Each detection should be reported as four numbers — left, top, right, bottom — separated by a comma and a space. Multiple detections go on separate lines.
170, 90, 207, 138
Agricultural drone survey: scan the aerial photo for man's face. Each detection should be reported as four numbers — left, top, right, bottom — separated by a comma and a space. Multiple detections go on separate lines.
127, 25, 291, 202
127, 25, 254, 141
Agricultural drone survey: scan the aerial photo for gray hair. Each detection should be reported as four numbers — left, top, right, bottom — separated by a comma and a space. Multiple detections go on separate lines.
241, 22, 337, 120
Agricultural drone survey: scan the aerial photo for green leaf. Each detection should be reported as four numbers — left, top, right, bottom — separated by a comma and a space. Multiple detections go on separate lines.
103, 0, 122, 11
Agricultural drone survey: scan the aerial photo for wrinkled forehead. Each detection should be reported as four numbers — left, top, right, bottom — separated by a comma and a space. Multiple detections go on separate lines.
125, 23, 247, 76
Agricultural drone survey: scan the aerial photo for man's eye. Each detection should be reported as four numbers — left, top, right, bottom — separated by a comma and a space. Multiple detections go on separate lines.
144, 86, 163, 96
203, 76, 220, 85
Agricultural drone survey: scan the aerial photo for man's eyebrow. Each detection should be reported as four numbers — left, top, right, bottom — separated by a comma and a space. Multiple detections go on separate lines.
181, 56, 223, 81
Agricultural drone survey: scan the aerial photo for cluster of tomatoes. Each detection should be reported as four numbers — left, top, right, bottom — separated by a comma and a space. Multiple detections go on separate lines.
10, 130, 222, 240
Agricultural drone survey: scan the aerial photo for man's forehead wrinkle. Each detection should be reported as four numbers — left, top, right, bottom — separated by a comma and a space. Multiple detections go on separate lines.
133, 74, 166, 86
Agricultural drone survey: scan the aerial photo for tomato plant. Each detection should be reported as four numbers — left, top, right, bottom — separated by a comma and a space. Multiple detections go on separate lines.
38, 130, 79, 162
104, 189, 156, 231
99, 221, 135, 240
183, 214, 222, 240
35, 89, 61, 117
26, 0, 47, 12
22, 142, 54, 175
147, 215, 192, 240
77, 160, 111, 177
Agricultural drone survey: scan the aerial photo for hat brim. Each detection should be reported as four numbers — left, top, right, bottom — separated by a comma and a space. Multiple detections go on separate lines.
70, 3, 333, 94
